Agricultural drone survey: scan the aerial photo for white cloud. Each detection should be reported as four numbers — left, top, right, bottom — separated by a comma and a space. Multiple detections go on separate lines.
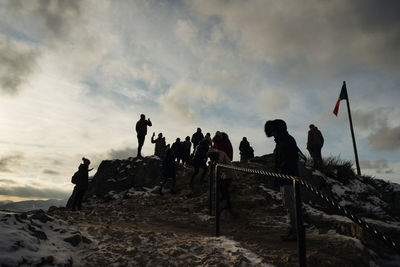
175, 19, 198, 44
158, 79, 230, 123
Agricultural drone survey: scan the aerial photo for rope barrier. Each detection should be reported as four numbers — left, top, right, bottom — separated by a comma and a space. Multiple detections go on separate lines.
215, 163, 400, 254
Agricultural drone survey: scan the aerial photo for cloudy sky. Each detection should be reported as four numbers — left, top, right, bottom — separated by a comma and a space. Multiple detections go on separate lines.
1, 0, 399, 201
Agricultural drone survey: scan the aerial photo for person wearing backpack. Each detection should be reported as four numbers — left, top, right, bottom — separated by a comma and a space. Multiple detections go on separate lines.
67, 157, 92, 211
190, 139, 210, 184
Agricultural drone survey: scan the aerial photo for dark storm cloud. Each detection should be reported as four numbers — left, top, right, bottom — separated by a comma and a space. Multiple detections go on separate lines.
0, 185, 69, 199
0, 153, 24, 172
351, 109, 400, 151
352, 108, 389, 130
192, 0, 400, 74
6, 0, 82, 38
368, 126, 400, 151
0, 38, 38, 95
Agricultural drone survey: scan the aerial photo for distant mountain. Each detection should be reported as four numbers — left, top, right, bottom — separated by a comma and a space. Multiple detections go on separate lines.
0, 199, 67, 212
0, 200, 13, 206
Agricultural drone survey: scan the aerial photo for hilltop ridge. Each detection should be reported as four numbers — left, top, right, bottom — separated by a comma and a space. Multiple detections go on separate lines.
1, 155, 400, 266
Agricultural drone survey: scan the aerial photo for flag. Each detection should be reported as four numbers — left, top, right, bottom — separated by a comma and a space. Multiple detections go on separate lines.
333, 81, 348, 116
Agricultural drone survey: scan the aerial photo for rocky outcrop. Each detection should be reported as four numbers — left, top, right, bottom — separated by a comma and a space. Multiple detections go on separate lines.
86, 156, 164, 198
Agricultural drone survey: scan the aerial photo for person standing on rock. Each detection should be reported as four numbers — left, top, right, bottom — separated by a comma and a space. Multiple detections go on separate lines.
191, 128, 204, 152
69, 157, 92, 211
239, 137, 254, 161
171, 138, 184, 163
151, 132, 166, 159
307, 124, 324, 168
265, 119, 299, 241
159, 147, 176, 195
182, 136, 191, 166
135, 114, 152, 158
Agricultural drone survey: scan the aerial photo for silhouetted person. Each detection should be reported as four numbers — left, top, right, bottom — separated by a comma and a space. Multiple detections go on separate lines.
265, 119, 299, 241
171, 138, 184, 163
69, 157, 92, 211
135, 114, 152, 158
239, 137, 254, 161
190, 139, 209, 184
208, 148, 233, 214
182, 136, 191, 165
159, 148, 176, 195
151, 132, 166, 159
212, 131, 233, 161
204, 132, 212, 146
191, 128, 204, 151
307, 124, 324, 168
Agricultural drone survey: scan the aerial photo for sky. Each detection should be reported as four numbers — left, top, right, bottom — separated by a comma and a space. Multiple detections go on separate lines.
1, 0, 400, 201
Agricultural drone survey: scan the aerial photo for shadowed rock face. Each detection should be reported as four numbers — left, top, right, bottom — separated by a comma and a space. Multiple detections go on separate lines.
86, 156, 163, 198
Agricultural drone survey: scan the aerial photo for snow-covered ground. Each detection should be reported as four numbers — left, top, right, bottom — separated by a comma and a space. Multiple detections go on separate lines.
0, 211, 92, 266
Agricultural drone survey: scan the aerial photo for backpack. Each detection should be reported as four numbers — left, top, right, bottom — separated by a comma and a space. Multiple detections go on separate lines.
71, 171, 79, 184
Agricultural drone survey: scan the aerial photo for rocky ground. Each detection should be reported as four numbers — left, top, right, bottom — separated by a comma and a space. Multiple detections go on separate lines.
2, 155, 400, 266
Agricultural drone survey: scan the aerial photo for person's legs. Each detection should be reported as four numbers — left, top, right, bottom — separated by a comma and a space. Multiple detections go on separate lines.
191, 165, 200, 184
74, 188, 85, 211
200, 164, 208, 182
137, 135, 145, 157
281, 185, 297, 241
170, 175, 176, 193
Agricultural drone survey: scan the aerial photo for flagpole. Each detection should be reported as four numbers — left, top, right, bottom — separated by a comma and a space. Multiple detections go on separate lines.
344, 82, 361, 176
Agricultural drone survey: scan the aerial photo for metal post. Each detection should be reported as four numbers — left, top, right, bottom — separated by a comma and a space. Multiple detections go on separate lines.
215, 165, 221, 237
209, 164, 214, 216
345, 92, 361, 176
294, 179, 307, 267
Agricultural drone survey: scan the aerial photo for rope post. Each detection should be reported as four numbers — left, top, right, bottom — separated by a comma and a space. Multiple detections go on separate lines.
209, 164, 214, 216
294, 179, 307, 267
215, 164, 221, 237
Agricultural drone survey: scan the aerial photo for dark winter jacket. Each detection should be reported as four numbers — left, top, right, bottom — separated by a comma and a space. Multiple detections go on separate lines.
136, 119, 152, 136
171, 141, 184, 159
191, 131, 204, 148
192, 139, 209, 166
307, 127, 324, 149
163, 149, 176, 177
75, 164, 89, 190
274, 131, 299, 185
239, 139, 250, 152
151, 136, 166, 158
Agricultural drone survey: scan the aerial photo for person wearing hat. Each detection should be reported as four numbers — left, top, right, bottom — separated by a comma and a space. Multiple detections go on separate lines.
265, 119, 299, 241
